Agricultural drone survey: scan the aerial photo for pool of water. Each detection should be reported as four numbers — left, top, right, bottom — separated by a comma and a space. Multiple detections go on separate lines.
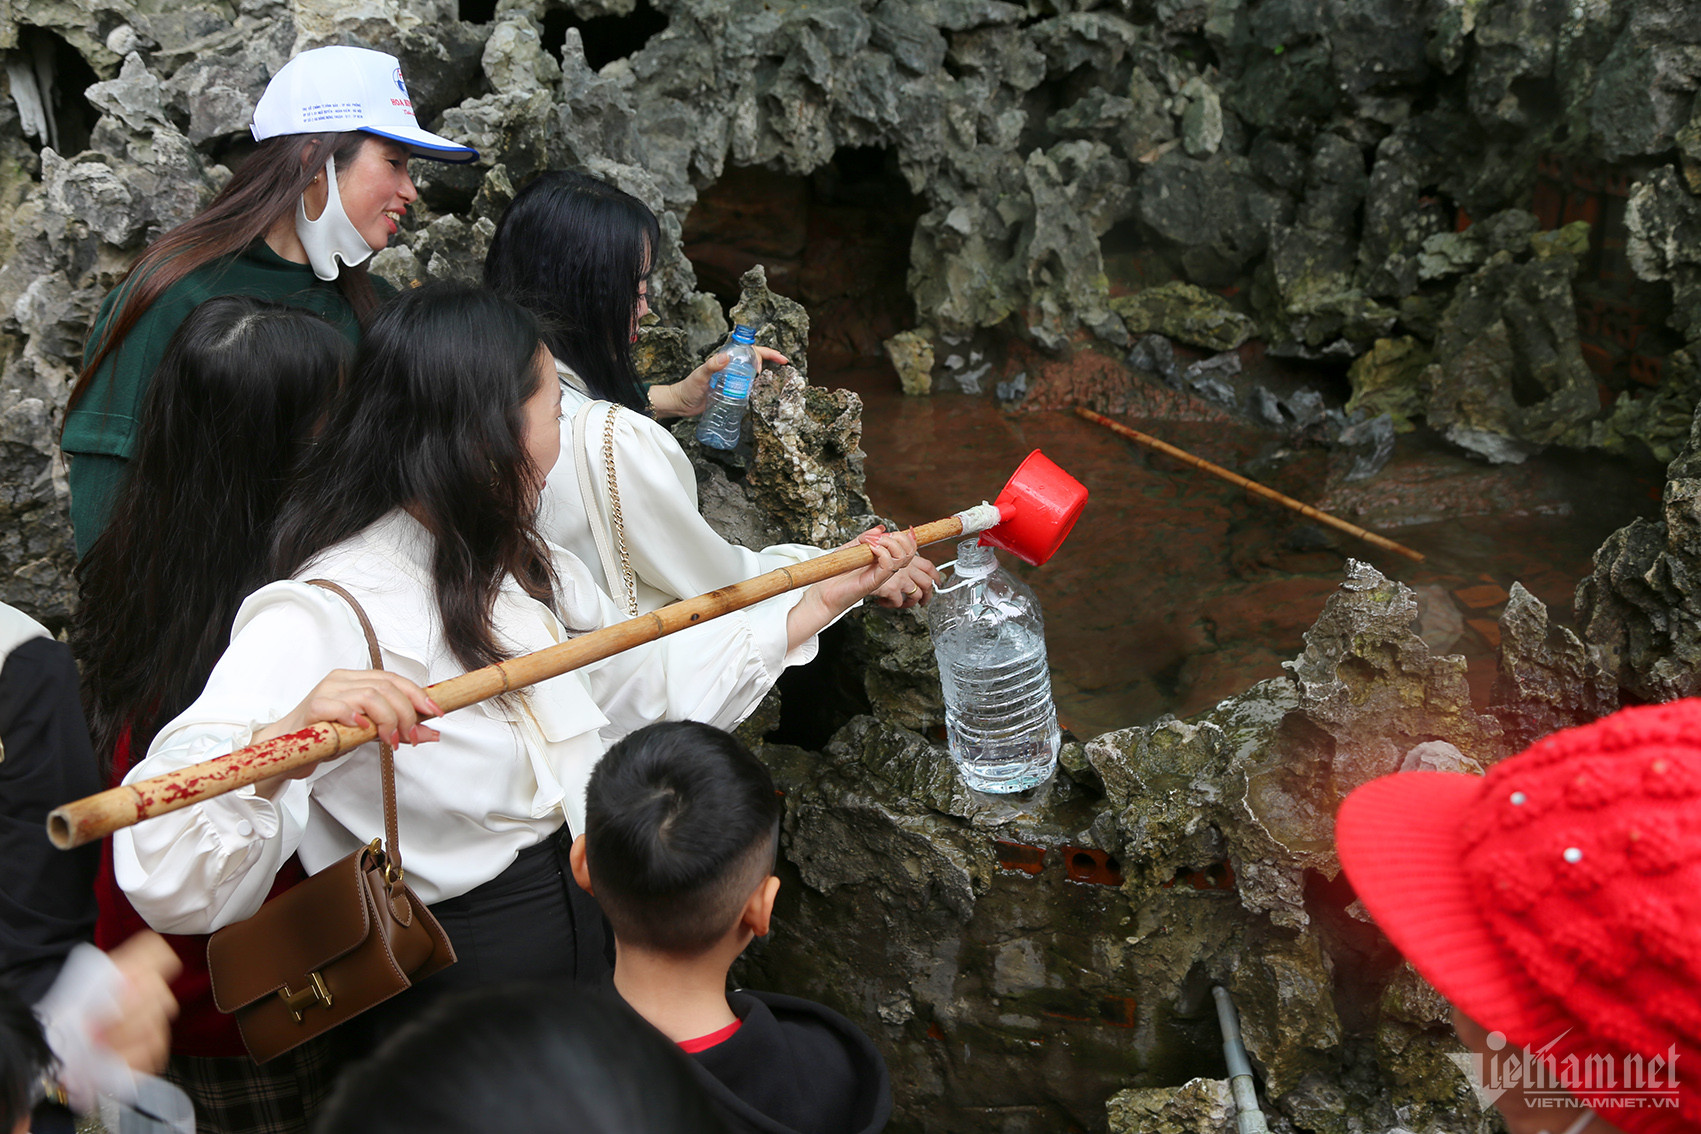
828, 369, 1662, 740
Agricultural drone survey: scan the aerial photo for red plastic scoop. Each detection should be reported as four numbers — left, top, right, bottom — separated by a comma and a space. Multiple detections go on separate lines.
975, 450, 1088, 566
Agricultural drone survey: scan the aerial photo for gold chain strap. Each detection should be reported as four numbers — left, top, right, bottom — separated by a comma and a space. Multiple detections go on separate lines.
601, 406, 638, 616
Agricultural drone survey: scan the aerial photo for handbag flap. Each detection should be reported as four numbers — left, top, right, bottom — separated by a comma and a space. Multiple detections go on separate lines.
207, 850, 374, 1013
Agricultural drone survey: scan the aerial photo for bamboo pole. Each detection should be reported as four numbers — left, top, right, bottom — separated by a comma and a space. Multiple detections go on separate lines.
1074, 406, 1424, 563
48, 507, 1005, 851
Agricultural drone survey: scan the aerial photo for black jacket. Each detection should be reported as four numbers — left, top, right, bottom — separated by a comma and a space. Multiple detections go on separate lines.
0, 635, 100, 1005
0, 628, 100, 1134
688, 989, 892, 1134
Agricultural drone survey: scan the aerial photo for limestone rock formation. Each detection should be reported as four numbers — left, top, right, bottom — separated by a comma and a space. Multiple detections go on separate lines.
881, 329, 933, 395
729, 265, 811, 377
1578, 408, 1701, 702
1491, 583, 1619, 753
1345, 336, 1430, 433
1420, 249, 1600, 464
7, 0, 1701, 617
1106, 1078, 1235, 1134
745, 366, 874, 546
743, 560, 1505, 1132
1240, 561, 1505, 892
1569, 344, 1701, 465
1, 1, 1698, 1128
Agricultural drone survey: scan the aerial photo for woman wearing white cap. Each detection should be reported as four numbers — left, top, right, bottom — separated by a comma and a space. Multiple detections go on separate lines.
59, 45, 474, 1134
61, 45, 476, 560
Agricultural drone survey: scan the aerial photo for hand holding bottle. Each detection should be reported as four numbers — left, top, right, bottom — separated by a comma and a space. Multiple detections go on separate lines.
696, 325, 763, 449
650, 343, 789, 419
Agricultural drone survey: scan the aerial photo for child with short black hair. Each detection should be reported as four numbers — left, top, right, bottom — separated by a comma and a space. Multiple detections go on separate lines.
571, 722, 892, 1134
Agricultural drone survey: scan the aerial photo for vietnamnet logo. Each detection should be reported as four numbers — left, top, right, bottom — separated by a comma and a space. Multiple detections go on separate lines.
1449, 1029, 1681, 1113
391, 68, 413, 113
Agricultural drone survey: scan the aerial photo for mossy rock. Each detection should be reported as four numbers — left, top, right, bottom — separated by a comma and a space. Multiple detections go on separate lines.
1107, 1079, 1235, 1133
1529, 220, 1591, 262
634, 323, 694, 386
1346, 336, 1431, 433
1375, 967, 1484, 1125
883, 330, 935, 396
1108, 282, 1254, 352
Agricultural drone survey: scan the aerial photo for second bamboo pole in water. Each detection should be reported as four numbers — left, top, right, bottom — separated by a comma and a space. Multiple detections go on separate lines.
1074, 407, 1424, 563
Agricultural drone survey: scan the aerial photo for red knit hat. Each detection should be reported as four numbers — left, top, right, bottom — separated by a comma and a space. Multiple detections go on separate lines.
1337, 699, 1701, 1134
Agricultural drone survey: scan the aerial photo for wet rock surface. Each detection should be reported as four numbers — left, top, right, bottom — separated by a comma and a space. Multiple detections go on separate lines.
1110, 282, 1254, 353
1421, 244, 1599, 465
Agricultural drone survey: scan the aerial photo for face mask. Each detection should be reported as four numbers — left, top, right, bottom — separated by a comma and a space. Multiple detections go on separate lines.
295, 154, 375, 281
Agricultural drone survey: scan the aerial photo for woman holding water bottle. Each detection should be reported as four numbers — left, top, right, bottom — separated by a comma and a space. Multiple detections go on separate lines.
484, 170, 937, 616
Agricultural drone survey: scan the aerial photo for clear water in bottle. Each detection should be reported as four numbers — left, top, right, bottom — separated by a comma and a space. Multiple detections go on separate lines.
696, 324, 760, 450
928, 538, 1060, 793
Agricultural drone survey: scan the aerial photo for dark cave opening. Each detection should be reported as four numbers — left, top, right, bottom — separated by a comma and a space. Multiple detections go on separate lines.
1529, 154, 1680, 397
1168, 32, 1221, 75
457, 0, 498, 23
768, 623, 870, 753
1101, 215, 1178, 300
541, 0, 670, 71
680, 147, 925, 751
10, 27, 98, 158
682, 145, 923, 375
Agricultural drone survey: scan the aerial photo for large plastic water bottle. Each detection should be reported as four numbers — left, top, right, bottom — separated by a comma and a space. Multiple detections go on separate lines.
927, 538, 1060, 793
696, 324, 760, 450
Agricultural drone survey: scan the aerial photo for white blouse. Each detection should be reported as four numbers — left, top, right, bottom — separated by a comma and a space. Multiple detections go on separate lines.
538, 361, 823, 614
113, 510, 815, 935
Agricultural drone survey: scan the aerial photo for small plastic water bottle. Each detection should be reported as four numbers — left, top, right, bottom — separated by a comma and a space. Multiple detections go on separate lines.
696, 324, 760, 450
927, 538, 1060, 793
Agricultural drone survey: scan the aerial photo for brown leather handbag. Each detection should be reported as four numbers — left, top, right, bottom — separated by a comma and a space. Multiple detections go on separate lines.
207, 580, 455, 1064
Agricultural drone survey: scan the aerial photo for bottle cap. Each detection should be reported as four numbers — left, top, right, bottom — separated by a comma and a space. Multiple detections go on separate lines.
730, 325, 757, 344
953, 539, 998, 578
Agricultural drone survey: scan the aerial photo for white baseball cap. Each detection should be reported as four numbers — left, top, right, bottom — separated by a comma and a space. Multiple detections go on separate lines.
251, 45, 477, 163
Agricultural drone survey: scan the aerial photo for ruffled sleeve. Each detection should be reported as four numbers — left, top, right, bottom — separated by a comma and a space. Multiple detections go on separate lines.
546, 550, 816, 833
111, 583, 370, 934
545, 401, 823, 610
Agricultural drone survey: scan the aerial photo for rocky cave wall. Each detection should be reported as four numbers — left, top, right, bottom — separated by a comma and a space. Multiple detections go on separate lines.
5, 0, 1701, 1130
6, 0, 1701, 625
721, 278, 1643, 1130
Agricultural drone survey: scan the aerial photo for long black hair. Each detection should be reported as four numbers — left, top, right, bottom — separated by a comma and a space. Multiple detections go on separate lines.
316, 985, 727, 1134
483, 170, 660, 413
269, 282, 558, 674
74, 296, 350, 771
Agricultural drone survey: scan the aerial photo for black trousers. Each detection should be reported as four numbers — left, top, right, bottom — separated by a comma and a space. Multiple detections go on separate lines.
349, 829, 610, 1046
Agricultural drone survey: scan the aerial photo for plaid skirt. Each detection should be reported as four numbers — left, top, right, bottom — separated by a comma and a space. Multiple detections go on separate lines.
166, 1030, 346, 1134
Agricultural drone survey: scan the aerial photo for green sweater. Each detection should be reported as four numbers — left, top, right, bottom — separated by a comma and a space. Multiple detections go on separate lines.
62, 243, 394, 558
